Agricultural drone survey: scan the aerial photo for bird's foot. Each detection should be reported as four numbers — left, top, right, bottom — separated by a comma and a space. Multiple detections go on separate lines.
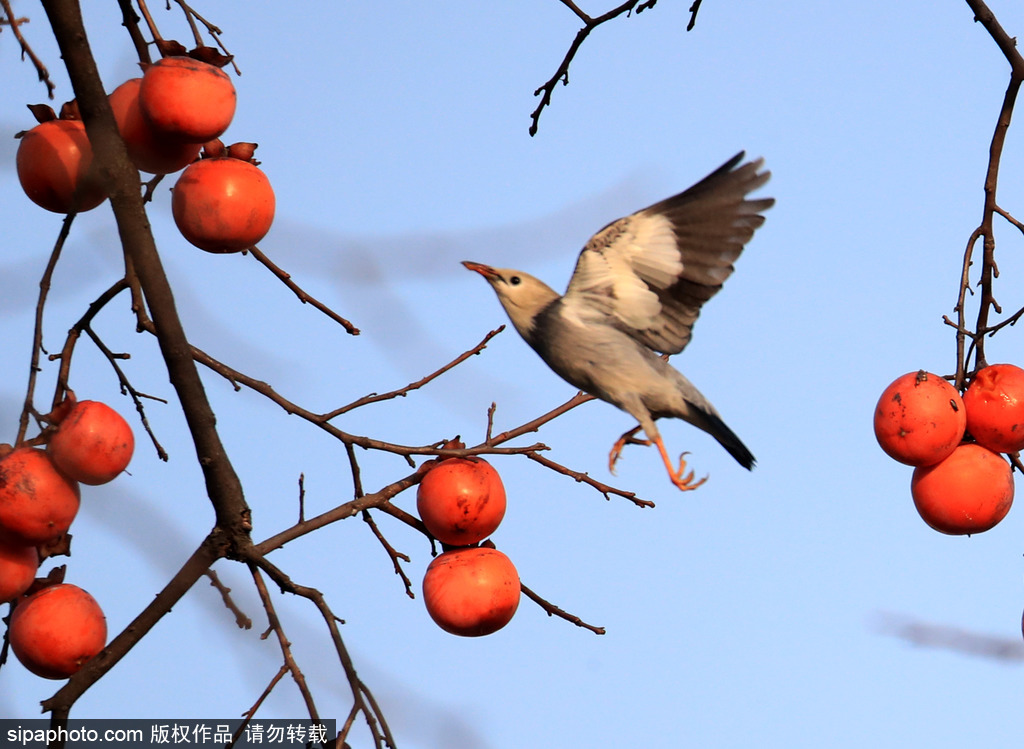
608, 426, 650, 474
654, 437, 708, 492
666, 453, 709, 492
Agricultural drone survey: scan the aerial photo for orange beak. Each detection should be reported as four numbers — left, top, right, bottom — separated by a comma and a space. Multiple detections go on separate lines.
462, 261, 500, 280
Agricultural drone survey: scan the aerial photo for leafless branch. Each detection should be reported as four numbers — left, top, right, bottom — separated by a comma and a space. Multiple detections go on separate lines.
247, 554, 395, 748
1, 0, 57, 98
686, 0, 705, 31
526, 450, 652, 507
326, 325, 505, 417
205, 568, 252, 630
521, 581, 605, 634
17, 213, 77, 446
362, 509, 415, 598
952, 0, 1024, 387
531, 0, 662, 135
248, 564, 323, 723
249, 246, 360, 335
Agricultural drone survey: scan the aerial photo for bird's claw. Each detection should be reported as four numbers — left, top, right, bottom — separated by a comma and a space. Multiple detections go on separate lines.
654, 438, 709, 492
608, 427, 650, 474
667, 451, 708, 492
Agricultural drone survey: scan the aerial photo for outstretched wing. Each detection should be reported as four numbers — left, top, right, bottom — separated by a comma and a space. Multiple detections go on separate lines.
561, 152, 773, 354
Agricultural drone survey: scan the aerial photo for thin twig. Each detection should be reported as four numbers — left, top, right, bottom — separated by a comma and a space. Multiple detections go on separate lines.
247, 555, 395, 748
248, 246, 360, 335
1, 0, 57, 98
229, 664, 288, 749
248, 564, 322, 724
686, 0, 704, 31
17, 213, 77, 445
326, 325, 504, 417
526, 450, 652, 507
520, 581, 605, 634
362, 509, 415, 598
952, 0, 1024, 387
205, 569, 252, 629
531, 0, 660, 135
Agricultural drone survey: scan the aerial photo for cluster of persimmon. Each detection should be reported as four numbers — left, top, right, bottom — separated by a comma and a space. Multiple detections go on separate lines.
16, 52, 275, 254
416, 456, 520, 637
873, 364, 1024, 535
0, 394, 135, 679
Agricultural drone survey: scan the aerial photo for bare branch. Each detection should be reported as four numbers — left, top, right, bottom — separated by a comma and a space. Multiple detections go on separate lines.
362, 509, 415, 599
526, 450, 653, 508
1, 0, 57, 98
520, 581, 605, 635
686, 0, 704, 31
326, 325, 505, 417
248, 564, 323, 723
950, 1, 1024, 387
247, 554, 395, 748
17, 214, 76, 445
531, 0, 661, 135
249, 245, 360, 335
205, 569, 252, 630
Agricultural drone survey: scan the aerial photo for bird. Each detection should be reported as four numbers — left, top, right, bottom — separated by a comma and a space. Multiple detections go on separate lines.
462, 151, 773, 491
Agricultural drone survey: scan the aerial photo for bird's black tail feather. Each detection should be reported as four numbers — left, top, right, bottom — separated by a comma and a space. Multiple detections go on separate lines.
690, 408, 756, 470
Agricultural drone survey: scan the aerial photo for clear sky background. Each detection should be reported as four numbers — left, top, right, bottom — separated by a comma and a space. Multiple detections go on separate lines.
3, 1, 1024, 747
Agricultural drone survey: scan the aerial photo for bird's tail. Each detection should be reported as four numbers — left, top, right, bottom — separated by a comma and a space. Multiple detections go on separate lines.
688, 407, 756, 470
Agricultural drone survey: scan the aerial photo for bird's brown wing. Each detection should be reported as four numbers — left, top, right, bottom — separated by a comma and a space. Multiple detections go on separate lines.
561, 152, 774, 355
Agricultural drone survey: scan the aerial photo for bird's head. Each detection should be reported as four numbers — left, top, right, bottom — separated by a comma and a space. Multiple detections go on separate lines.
462, 261, 559, 342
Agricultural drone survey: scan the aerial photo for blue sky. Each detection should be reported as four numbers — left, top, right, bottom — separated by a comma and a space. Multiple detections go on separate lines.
3, 1, 1024, 746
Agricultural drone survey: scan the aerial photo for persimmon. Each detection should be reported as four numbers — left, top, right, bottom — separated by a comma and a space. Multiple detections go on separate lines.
417, 458, 507, 546
963, 363, 1024, 454
873, 370, 966, 466
0, 447, 80, 546
16, 119, 107, 213
911, 443, 1014, 535
47, 399, 134, 486
9, 583, 107, 679
109, 78, 201, 174
172, 155, 275, 253
422, 546, 520, 637
0, 539, 38, 603
139, 56, 236, 143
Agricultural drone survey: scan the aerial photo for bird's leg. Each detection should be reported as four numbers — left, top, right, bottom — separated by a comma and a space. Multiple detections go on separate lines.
608, 425, 651, 474
653, 435, 708, 492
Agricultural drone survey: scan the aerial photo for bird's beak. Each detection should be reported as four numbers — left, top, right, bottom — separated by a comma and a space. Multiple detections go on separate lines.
462, 260, 500, 280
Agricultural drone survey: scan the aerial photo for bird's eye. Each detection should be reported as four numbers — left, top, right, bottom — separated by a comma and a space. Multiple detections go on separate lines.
509, 276, 522, 286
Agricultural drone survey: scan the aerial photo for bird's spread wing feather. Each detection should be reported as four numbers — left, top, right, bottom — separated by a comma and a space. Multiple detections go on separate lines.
561, 152, 773, 355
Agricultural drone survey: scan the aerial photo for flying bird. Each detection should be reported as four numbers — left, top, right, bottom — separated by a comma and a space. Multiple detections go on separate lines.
463, 152, 773, 491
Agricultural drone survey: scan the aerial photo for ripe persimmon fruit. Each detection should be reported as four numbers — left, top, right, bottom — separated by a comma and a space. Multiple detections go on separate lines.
16, 119, 107, 213
963, 363, 1024, 454
911, 443, 1014, 535
172, 155, 275, 253
0, 447, 80, 546
422, 546, 520, 637
417, 458, 507, 546
47, 398, 134, 485
109, 78, 201, 174
9, 583, 107, 679
139, 56, 236, 143
874, 370, 966, 466
0, 539, 38, 603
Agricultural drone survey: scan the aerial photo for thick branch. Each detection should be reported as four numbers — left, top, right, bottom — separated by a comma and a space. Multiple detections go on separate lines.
40, 0, 250, 536
43, 534, 226, 717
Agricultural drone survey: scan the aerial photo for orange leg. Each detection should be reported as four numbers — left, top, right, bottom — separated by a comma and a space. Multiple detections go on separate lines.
608, 426, 651, 474
652, 435, 708, 491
